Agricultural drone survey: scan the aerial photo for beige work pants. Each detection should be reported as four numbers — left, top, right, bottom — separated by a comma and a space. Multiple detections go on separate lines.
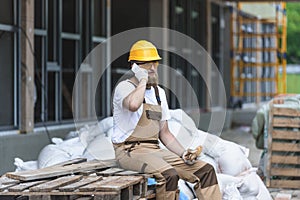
114, 143, 221, 200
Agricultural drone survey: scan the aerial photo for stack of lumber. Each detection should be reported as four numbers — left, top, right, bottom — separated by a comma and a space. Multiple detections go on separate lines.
0, 158, 155, 200
266, 103, 300, 189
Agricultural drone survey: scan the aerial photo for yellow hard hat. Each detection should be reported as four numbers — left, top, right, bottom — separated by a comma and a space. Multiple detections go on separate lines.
128, 40, 162, 62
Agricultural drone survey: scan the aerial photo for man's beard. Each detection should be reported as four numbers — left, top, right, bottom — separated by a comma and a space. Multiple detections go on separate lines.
146, 72, 159, 89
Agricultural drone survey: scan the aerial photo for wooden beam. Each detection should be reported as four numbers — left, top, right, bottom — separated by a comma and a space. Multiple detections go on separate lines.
6, 160, 116, 181
20, 0, 35, 133
206, 0, 212, 111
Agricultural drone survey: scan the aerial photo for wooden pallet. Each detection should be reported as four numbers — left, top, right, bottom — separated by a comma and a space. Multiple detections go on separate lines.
0, 159, 155, 200
266, 103, 300, 189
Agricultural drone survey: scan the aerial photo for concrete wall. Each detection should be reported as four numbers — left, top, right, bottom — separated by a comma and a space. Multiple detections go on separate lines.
0, 125, 75, 175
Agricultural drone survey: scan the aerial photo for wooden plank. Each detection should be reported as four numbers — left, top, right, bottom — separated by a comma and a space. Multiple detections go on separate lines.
0, 190, 121, 196
94, 194, 120, 200
20, 0, 34, 133
74, 197, 93, 200
95, 176, 143, 192
0, 183, 18, 192
115, 170, 139, 176
8, 180, 46, 192
266, 103, 274, 188
273, 117, 300, 128
133, 180, 143, 196
120, 185, 133, 200
29, 175, 82, 192
272, 130, 300, 140
78, 171, 97, 176
6, 160, 116, 181
96, 168, 125, 176
271, 155, 300, 165
272, 142, 300, 152
79, 176, 143, 192
14, 196, 28, 200
59, 176, 103, 192
270, 179, 300, 189
52, 158, 87, 167
79, 176, 121, 192
29, 195, 51, 200
0, 175, 20, 185
271, 167, 300, 177
273, 107, 300, 117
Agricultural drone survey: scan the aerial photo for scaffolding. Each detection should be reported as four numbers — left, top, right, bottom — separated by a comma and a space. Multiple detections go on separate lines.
230, 3, 287, 104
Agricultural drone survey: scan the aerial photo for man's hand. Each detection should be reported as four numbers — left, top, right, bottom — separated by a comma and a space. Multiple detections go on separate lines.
132, 63, 148, 82
182, 146, 202, 165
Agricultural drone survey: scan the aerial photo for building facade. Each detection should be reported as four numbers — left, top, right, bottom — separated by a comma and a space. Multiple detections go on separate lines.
0, 0, 230, 174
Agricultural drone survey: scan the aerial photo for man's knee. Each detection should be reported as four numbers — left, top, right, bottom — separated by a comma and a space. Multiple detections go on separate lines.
194, 163, 218, 188
161, 168, 179, 191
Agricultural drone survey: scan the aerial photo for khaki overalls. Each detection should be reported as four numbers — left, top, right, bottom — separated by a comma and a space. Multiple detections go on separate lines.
113, 84, 221, 200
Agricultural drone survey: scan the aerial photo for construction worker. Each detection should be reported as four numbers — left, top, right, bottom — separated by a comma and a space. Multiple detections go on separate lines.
112, 40, 221, 200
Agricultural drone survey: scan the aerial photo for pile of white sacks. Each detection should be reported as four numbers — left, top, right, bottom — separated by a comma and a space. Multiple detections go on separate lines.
14, 109, 271, 200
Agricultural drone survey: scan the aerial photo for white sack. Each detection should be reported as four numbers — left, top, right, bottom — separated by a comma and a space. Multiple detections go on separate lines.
216, 173, 242, 195
106, 127, 114, 138
178, 179, 195, 200
14, 158, 38, 171
222, 183, 243, 200
38, 144, 71, 168
198, 154, 218, 173
202, 133, 251, 176
169, 109, 252, 176
54, 137, 85, 159
255, 174, 272, 200
169, 109, 199, 134
216, 140, 252, 176
167, 120, 196, 149
65, 130, 79, 140
98, 117, 113, 134
83, 134, 115, 161
78, 116, 113, 148
79, 124, 104, 147
238, 172, 259, 198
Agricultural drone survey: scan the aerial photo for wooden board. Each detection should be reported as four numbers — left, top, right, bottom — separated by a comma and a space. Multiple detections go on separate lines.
52, 158, 87, 167
273, 107, 300, 117
79, 176, 143, 192
59, 176, 103, 192
272, 130, 300, 140
95, 176, 143, 192
270, 180, 300, 189
74, 197, 93, 200
115, 170, 139, 176
0, 175, 20, 185
8, 180, 46, 192
96, 168, 125, 176
29, 175, 82, 192
271, 155, 300, 165
0, 183, 17, 192
270, 168, 300, 177
79, 176, 120, 192
273, 117, 300, 128
6, 160, 116, 181
272, 142, 300, 152
0, 190, 121, 196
